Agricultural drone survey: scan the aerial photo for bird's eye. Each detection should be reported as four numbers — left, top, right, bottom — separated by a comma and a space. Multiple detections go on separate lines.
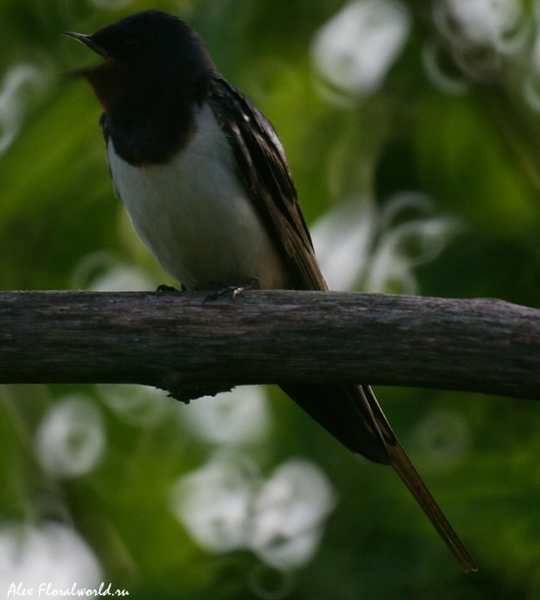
124, 38, 139, 48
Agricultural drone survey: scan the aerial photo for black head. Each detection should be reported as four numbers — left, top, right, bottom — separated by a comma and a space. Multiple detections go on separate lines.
65, 11, 215, 109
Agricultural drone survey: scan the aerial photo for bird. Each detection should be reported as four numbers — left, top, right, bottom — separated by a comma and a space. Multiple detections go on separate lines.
64, 9, 476, 572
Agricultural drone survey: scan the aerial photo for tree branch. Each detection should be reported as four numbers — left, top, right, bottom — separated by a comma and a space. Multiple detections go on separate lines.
0, 290, 538, 401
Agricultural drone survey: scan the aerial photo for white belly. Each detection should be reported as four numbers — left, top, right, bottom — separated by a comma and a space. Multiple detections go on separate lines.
107, 103, 290, 290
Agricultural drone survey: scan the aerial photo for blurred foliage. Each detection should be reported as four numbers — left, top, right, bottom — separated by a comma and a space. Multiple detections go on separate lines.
1, 0, 540, 599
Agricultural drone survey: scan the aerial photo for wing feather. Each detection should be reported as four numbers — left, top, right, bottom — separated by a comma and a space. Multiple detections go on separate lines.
207, 76, 326, 291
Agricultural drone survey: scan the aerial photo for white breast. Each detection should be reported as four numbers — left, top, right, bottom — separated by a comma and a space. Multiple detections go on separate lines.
106, 103, 290, 290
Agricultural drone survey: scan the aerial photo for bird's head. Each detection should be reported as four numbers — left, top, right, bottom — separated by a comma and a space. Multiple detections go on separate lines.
64, 10, 214, 111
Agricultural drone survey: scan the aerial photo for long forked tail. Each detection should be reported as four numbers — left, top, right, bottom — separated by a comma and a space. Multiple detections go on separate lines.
387, 440, 477, 572
361, 385, 477, 573
281, 382, 476, 571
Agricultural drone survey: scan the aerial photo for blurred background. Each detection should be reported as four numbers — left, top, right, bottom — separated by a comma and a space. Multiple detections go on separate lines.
1, 0, 540, 597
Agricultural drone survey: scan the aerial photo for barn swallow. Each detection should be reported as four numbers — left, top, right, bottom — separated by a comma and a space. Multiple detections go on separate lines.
65, 10, 476, 571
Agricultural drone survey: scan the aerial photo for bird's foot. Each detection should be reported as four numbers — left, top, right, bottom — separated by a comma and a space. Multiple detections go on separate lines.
156, 283, 186, 294
203, 277, 259, 302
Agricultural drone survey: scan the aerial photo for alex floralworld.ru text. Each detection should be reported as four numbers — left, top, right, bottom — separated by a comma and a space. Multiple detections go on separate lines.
7, 582, 129, 597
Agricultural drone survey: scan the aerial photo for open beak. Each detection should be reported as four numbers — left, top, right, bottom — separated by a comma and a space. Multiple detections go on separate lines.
63, 32, 109, 59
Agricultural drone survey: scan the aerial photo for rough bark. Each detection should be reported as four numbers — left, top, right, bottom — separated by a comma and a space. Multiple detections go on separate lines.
0, 290, 538, 401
